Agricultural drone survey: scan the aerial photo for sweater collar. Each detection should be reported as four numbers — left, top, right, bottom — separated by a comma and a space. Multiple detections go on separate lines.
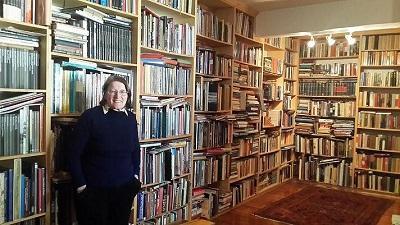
102, 105, 128, 116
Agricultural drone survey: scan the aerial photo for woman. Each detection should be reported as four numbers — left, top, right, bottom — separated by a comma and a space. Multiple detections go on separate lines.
69, 75, 141, 225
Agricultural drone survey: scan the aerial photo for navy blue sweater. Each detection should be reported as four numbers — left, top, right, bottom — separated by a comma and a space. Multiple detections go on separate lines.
69, 106, 140, 188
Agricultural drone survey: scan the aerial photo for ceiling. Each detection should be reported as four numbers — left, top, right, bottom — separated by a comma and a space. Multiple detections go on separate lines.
240, 0, 346, 12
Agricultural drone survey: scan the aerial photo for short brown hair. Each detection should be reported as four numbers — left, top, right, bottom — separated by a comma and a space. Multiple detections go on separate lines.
99, 75, 133, 109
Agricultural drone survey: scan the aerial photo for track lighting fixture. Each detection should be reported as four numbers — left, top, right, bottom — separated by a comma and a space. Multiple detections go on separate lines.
345, 33, 356, 45
326, 34, 335, 46
307, 36, 315, 48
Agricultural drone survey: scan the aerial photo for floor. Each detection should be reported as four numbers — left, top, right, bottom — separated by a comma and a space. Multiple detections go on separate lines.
212, 180, 400, 225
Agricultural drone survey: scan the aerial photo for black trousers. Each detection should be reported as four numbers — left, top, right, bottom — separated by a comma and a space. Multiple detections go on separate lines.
74, 178, 141, 225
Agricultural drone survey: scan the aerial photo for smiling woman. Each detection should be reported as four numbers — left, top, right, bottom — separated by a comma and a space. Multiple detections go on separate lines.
68, 75, 141, 225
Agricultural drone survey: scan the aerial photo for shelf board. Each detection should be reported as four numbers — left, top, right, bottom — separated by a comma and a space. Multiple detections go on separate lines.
263, 71, 282, 79
234, 33, 263, 46
263, 99, 282, 103
141, 46, 195, 59
285, 47, 297, 53
295, 132, 353, 139
141, 173, 191, 188
233, 59, 262, 68
281, 144, 295, 148
361, 49, 400, 52
51, 52, 138, 68
139, 134, 192, 143
259, 148, 280, 156
195, 110, 231, 114
0, 17, 48, 33
356, 147, 400, 154
284, 78, 297, 82
298, 95, 356, 99
357, 127, 400, 132
142, 0, 195, 18
72, 0, 139, 19
281, 126, 295, 130
0, 88, 46, 93
233, 84, 259, 90
0, 152, 46, 161
301, 152, 352, 159
229, 173, 256, 184
194, 146, 231, 151
359, 86, 400, 89
195, 73, 232, 80
51, 113, 81, 117
2, 213, 46, 225
298, 75, 358, 79
231, 151, 258, 160
354, 187, 400, 196
358, 106, 400, 111
196, 34, 233, 47
296, 114, 355, 119
354, 167, 400, 175
360, 65, 400, 68
259, 165, 281, 175
264, 43, 284, 51
262, 125, 280, 129
284, 62, 297, 67
140, 94, 193, 98
300, 55, 358, 60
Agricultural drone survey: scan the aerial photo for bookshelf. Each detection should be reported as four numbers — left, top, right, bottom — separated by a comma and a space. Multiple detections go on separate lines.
230, 8, 262, 208
136, 0, 196, 224
48, 0, 140, 224
354, 29, 400, 195
0, 2, 50, 223
192, 0, 234, 219
295, 35, 359, 188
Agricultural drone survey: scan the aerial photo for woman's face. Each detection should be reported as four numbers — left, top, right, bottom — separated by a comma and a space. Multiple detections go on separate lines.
105, 81, 128, 110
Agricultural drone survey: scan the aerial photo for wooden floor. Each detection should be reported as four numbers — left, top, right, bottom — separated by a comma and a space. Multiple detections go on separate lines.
212, 180, 400, 225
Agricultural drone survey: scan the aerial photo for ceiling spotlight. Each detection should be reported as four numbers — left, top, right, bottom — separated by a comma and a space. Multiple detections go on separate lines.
345, 33, 356, 45
326, 34, 335, 46
307, 36, 315, 48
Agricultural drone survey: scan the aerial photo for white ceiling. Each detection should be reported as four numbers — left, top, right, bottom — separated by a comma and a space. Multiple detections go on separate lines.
240, 0, 346, 11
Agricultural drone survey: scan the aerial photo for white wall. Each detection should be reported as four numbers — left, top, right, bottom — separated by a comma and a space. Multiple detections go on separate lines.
256, 0, 400, 36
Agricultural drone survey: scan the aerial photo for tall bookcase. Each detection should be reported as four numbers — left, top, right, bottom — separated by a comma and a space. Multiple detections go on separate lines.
48, 0, 140, 224
192, 0, 234, 219
354, 29, 400, 195
295, 35, 359, 187
136, 0, 196, 224
0, 0, 51, 223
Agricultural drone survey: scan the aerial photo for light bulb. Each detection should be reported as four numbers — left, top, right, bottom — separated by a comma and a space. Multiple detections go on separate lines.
326, 35, 335, 46
307, 36, 315, 48
345, 33, 356, 45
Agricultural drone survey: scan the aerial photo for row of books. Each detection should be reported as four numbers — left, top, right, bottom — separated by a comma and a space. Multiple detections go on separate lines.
357, 133, 400, 151
140, 97, 191, 140
262, 110, 281, 127
194, 115, 231, 150
283, 95, 293, 110
281, 147, 294, 163
295, 116, 354, 137
300, 40, 359, 58
263, 81, 282, 101
259, 152, 278, 172
284, 81, 294, 95
196, 49, 232, 77
194, 77, 230, 111
151, 0, 194, 14
284, 66, 296, 79
295, 135, 354, 157
235, 11, 253, 38
258, 169, 277, 187
281, 130, 294, 146
285, 38, 297, 51
141, 55, 191, 96
265, 37, 282, 49
297, 156, 352, 187
359, 91, 400, 108
230, 157, 257, 180
141, 7, 194, 56
263, 56, 283, 75
354, 171, 399, 194
192, 154, 228, 188
259, 132, 279, 154
299, 80, 356, 96
358, 111, 400, 129
51, 59, 132, 114
234, 42, 262, 66
86, 0, 138, 13
231, 178, 256, 206
360, 70, 400, 87
231, 137, 258, 158
233, 63, 260, 88
360, 34, 400, 50
299, 62, 358, 77
0, 0, 42, 24
296, 99, 356, 117
357, 153, 400, 173
0, 160, 46, 223
360, 51, 400, 66
196, 5, 232, 43
52, 6, 133, 62
135, 178, 189, 222
139, 141, 191, 185
282, 111, 294, 127
284, 51, 296, 65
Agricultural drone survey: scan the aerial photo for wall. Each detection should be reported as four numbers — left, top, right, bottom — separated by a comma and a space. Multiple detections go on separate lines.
255, 0, 400, 36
